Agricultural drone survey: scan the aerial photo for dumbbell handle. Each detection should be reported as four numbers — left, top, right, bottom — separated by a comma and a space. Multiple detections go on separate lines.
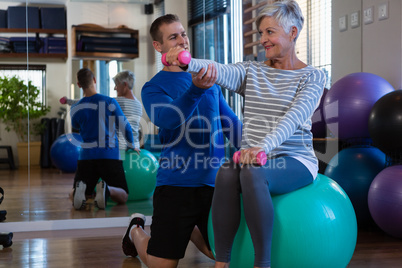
233, 151, 267, 166
161, 51, 191, 66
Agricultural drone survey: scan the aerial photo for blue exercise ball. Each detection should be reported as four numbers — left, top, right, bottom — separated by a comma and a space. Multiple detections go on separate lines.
208, 174, 357, 268
324, 146, 386, 227
120, 149, 158, 201
50, 133, 82, 173
323, 72, 394, 140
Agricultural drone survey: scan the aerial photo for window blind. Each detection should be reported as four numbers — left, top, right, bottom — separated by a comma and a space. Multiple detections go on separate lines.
188, 0, 229, 26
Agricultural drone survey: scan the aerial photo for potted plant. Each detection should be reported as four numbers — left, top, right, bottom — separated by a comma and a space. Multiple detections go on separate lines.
0, 75, 51, 167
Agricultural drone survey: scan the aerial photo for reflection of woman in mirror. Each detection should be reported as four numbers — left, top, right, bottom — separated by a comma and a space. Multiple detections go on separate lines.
61, 70, 142, 153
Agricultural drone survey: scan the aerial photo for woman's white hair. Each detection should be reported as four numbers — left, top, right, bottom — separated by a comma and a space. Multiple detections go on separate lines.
113, 70, 135, 90
256, 0, 304, 42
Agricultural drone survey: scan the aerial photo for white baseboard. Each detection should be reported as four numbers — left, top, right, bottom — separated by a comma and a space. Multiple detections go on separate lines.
1, 216, 152, 233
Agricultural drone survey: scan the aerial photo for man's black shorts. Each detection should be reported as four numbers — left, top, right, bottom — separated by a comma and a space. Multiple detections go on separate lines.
147, 185, 214, 259
73, 159, 129, 196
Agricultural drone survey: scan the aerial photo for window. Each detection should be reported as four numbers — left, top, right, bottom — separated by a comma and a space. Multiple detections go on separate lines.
0, 64, 47, 105
188, 0, 239, 118
92, 60, 122, 97
295, 0, 332, 88
188, 0, 239, 157
191, 15, 231, 63
188, 0, 231, 63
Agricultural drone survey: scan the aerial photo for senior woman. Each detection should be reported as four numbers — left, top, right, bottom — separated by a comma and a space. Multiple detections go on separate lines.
165, 1, 326, 267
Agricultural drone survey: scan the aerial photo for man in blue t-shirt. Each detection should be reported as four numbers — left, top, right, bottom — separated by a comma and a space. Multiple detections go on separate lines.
70, 68, 135, 210
121, 14, 242, 267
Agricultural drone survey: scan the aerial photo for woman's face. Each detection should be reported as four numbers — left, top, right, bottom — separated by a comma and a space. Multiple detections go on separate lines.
114, 81, 126, 97
258, 16, 296, 60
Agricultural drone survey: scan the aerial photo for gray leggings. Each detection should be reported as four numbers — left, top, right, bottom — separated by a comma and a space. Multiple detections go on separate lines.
211, 157, 314, 267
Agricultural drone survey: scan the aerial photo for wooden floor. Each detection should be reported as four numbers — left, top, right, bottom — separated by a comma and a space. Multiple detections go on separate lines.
0, 166, 153, 222
1, 167, 402, 267
1, 227, 401, 268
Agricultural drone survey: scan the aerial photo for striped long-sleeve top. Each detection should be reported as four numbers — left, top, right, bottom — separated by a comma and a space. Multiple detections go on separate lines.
188, 59, 326, 178
115, 97, 142, 150
67, 97, 142, 150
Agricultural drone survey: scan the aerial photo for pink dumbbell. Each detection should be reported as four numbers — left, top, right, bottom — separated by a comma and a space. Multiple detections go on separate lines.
233, 151, 267, 166
59, 96, 67, 104
161, 51, 191, 66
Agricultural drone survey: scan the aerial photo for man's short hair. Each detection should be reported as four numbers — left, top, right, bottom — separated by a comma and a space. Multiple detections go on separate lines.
77, 68, 94, 89
150, 14, 180, 43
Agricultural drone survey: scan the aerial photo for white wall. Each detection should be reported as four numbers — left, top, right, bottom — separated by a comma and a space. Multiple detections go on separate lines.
332, 0, 402, 89
361, 0, 402, 89
165, 0, 188, 27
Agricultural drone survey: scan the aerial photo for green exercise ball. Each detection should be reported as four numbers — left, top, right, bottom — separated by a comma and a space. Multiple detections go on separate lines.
208, 174, 357, 268
120, 149, 159, 201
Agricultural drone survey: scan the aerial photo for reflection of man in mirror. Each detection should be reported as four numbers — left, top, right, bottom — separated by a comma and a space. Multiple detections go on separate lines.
121, 14, 242, 268
61, 70, 143, 153
69, 68, 135, 210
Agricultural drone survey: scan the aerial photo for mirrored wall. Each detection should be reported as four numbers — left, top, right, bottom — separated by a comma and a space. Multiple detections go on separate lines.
0, 0, 241, 230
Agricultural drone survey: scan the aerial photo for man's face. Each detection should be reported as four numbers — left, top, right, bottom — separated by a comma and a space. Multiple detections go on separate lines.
158, 21, 190, 53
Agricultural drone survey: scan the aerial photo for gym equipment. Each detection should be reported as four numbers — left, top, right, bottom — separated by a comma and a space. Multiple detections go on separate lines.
0, 146, 15, 170
368, 165, 402, 238
233, 151, 267, 166
311, 88, 330, 138
40, 118, 52, 168
50, 133, 83, 173
368, 90, 402, 155
0, 211, 5, 222
121, 149, 159, 201
207, 174, 357, 268
0, 232, 12, 248
0, 187, 6, 222
161, 51, 191, 66
323, 72, 394, 140
324, 146, 386, 227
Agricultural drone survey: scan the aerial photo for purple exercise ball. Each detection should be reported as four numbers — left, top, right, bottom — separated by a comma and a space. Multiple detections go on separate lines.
368, 165, 402, 238
311, 88, 330, 138
323, 73, 394, 140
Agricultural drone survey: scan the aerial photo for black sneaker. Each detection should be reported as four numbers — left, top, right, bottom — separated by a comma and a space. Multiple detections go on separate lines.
94, 180, 110, 209
122, 213, 146, 257
73, 181, 87, 210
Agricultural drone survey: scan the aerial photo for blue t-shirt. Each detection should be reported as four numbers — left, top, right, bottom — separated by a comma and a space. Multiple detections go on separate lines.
142, 71, 242, 187
71, 93, 134, 160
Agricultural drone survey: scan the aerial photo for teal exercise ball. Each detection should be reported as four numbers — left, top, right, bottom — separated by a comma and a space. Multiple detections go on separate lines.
208, 174, 357, 268
324, 146, 386, 227
120, 149, 158, 201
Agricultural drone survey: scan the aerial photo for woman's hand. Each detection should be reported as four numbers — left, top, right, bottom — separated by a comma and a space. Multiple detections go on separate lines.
238, 147, 265, 165
192, 64, 217, 89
